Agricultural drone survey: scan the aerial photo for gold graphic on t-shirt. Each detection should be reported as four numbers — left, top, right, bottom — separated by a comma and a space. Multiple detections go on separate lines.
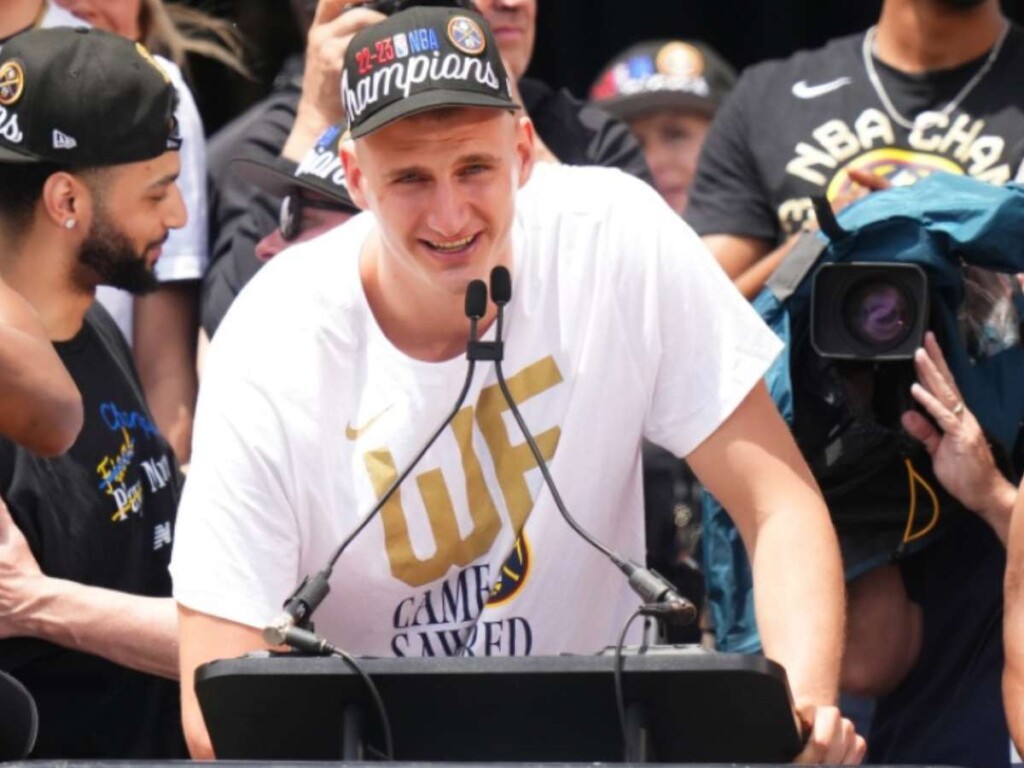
825, 148, 961, 200
366, 356, 562, 587
778, 148, 967, 235
776, 105, 1019, 235
476, 356, 562, 529
784, 109, 1011, 190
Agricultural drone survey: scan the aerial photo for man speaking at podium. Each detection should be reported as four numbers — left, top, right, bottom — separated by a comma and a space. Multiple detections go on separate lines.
172, 6, 864, 763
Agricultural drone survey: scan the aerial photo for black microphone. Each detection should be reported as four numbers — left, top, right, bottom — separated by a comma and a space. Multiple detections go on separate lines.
263, 279, 490, 647
485, 266, 696, 626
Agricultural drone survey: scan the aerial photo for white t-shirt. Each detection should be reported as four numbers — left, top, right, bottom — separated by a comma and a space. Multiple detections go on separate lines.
171, 164, 782, 657
38, 3, 209, 345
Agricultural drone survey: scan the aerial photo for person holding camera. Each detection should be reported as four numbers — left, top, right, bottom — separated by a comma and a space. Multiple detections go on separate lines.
686, 0, 1024, 764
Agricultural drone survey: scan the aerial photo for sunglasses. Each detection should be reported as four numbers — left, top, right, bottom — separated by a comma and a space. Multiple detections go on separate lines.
279, 192, 350, 241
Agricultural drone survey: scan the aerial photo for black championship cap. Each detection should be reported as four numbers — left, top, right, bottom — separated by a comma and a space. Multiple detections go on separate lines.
589, 40, 736, 120
341, 6, 519, 139
230, 122, 357, 210
0, 27, 180, 165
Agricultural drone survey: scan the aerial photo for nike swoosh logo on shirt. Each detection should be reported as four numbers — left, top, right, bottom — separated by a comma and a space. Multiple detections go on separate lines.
345, 405, 393, 440
791, 77, 852, 99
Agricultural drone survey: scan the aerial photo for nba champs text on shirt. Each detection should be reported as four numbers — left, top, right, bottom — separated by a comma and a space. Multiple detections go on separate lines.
687, 28, 1024, 240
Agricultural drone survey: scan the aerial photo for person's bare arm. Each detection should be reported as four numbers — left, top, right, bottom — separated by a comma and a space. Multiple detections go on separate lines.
0, 279, 82, 455
0, 498, 178, 679
705, 169, 892, 300
701, 233, 772, 283
178, 605, 272, 758
1003, 483, 1024, 756
688, 381, 864, 764
133, 282, 199, 465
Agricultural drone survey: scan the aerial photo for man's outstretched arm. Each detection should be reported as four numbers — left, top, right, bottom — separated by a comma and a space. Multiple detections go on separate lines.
688, 381, 864, 764
0, 498, 178, 678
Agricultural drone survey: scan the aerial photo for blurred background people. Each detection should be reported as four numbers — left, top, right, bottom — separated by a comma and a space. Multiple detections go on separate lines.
53, 0, 247, 77
590, 38, 736, 216
589, 39, 737, 636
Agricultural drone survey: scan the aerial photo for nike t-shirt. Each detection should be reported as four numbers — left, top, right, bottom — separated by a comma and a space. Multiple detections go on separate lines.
171, 163, 781, 657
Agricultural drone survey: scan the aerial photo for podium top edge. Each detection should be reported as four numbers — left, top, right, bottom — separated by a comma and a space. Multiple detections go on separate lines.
196, 649, 789, 683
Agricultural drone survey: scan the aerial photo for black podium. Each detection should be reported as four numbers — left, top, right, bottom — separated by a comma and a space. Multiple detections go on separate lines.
196, 648, 802, 763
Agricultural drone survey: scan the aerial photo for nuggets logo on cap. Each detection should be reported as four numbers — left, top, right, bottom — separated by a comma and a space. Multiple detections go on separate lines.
656, 41, 704, 78
0, 61, 25, 107
448, 16, 486, 55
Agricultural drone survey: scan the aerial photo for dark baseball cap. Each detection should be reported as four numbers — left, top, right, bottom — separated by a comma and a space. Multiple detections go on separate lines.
230, 122, 357, 210
341, 6, 519, 139
589, 40, 736, 120
0, 27, 180, 165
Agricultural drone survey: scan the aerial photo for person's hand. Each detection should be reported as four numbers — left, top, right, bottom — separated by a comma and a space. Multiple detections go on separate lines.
829, 168, 892, 216
793, 704, 866, 764
901, 331, 1011, 517
282, 0, 387, 161
0, 496, 45, 640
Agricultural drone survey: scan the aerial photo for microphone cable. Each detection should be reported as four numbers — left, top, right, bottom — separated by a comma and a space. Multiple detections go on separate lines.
487, 267, 696, 615
278, 625, 394, 760
265, 279, 491, 639
613, 608, 647, 761
262, 280, 491, 762
487, 266, 627, 569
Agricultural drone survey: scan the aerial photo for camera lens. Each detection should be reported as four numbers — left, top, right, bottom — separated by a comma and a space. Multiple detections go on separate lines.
842, 279, 914, 350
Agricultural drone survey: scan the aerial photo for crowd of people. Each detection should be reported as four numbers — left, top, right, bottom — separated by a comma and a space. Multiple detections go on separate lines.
0, 0, 1022, 766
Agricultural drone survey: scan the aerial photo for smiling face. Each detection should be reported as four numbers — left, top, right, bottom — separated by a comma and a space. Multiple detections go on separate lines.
472, 0, 536, 80
343, 107, 534, 306
77, 150, 185, 293
627, 110, 711, 216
